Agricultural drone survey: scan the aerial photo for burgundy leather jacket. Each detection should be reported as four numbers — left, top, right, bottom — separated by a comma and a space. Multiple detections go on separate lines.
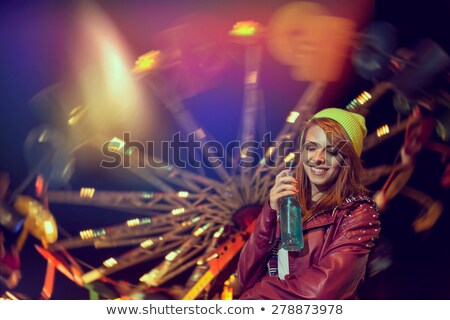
237, 196, 380, 299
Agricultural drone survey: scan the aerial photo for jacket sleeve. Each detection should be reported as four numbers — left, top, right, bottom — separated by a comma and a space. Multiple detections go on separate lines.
237, 201, 277, 289
239, 202, 381, 299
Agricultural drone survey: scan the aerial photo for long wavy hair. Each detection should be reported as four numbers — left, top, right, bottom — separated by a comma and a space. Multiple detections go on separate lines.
296, 118, 368, 221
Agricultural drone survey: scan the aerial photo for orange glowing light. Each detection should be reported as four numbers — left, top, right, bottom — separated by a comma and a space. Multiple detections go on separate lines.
286, 111, 300, 123
221, 281, 233, 300
80, 187, 95, 199
35, 175, 45, 197
376, 124, 390, 138
267, 2, 356, 81
229, 21, 260, 37
132, 50, 161, 74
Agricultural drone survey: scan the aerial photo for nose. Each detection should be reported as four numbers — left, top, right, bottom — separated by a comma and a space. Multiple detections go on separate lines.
310, 149, 325, 165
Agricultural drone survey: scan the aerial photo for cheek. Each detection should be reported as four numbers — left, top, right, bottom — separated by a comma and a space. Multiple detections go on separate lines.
302, 163, 310, 176
300, 150, 309, 165
325, 152, 345, 166
329, 165, 342, 181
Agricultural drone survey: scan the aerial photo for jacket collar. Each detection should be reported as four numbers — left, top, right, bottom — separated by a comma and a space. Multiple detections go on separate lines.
340, 195, 377, 209
302, 194, 376, 231
303, 207, 336, 231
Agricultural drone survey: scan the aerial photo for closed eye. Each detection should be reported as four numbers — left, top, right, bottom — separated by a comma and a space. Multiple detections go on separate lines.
303, 141, 320, 152
327, 148, 339, 156
327, 149, 339, 156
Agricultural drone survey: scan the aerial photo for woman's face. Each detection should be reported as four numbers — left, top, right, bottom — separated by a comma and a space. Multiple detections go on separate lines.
301, 124, 344, 193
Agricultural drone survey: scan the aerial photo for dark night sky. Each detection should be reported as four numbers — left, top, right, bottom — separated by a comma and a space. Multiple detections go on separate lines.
1, 0, 450, 299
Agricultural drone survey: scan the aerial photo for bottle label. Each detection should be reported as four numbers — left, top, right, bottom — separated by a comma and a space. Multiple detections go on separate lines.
277, 247, 290, 279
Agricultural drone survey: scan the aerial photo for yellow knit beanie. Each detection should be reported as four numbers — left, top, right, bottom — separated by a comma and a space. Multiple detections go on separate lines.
310, 108, 367, 157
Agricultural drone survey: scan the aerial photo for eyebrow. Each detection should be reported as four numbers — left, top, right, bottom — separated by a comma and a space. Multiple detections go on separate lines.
304, 141, 333, 148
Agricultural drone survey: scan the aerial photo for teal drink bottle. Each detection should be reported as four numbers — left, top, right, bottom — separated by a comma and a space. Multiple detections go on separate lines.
279, 161, 304, 251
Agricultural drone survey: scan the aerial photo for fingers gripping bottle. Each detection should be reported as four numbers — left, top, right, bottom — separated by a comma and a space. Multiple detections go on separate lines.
279, 160, 304, 251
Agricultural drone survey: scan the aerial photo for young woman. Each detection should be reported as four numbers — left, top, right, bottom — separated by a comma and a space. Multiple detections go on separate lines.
238, 108, 380, 299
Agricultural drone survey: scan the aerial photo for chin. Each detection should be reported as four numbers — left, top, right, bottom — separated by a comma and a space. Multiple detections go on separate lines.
307, 173, 338, 190
310, 179, 330, 189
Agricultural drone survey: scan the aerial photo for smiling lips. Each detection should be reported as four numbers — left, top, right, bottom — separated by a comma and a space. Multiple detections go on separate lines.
310, 166, 329, 175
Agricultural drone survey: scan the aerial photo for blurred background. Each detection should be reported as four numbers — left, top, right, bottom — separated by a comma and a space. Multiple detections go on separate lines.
0, 0, 449, 299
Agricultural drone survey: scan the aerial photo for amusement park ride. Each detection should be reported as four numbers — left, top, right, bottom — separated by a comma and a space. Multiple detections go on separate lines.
1, 1, 449, 300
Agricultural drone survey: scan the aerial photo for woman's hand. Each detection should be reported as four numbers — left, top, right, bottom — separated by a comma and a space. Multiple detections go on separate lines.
269, 170, 298, 212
